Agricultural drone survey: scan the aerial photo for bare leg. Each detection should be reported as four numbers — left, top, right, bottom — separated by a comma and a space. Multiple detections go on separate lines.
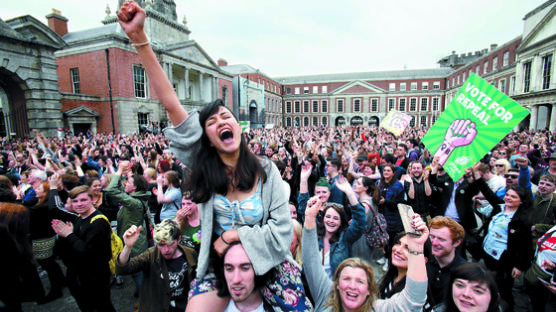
186, 291, 229, 312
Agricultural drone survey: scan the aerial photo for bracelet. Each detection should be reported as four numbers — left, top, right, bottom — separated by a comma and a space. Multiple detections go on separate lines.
408, 249, 424, 255
132, 41, 150, 47
221, 231, 230, 245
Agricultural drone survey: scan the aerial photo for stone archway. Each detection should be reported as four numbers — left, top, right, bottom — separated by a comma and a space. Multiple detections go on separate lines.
249, 100, 258, 125
368, 116, 379, 127
350, 116, 363, 125
335, 116, 346, 126
0, 69, 29, 139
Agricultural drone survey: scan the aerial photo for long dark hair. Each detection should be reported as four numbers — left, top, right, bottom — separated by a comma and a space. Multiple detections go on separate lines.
361, 176, 380, 204
378, 232, 407, 299
379, 164, 398, 188
187, 100, 267, 203
445, 263, 499, 312
506, 185, 532, 211
317, 203, 348, 244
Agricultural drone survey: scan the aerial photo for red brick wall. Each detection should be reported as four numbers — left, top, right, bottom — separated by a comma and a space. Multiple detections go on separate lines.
60, 99, 118, 134
218, 78, 233, 108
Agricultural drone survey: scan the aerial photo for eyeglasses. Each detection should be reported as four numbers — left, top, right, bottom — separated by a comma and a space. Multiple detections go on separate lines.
495, 164, 505, 167
504, 174, 519, 179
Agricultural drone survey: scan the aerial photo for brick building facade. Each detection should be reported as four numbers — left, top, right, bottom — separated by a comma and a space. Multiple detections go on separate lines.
220, 62, 283, 128
277, 69, 450, 129
1, 1, 554, 136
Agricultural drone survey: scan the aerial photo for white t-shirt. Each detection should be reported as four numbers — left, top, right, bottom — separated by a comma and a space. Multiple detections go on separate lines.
224, 300, 265, 312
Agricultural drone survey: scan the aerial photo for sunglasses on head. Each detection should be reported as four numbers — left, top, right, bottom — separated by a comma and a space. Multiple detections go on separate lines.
504, 174, 519, 179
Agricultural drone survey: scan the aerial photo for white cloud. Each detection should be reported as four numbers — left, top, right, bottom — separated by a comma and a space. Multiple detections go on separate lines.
1, 0, 546, 77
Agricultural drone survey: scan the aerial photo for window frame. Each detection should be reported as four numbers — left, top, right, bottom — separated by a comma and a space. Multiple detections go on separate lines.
388, 98, 396, 111
138, 112, 149, 126
353, 98, 361, 113
523, 61, 532, 93
370, 98, 378, 112
70, 67, 80, 94
337, 99, 344, 113
432, 97, 440, 111
420, 97, 428, 111
499, 79, 506, 93
133, 64, 147, 99
542, 54, 553, 90
399, 98, 406, 112
303, 100, 309, 113
420, 115, 427, 127
409, 98, 417, 112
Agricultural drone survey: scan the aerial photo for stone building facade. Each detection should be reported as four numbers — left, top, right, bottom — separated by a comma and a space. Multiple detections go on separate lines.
51, 0, 233, 135
513, 0, 556, 130
0, 13, 66, 138
1, 0, 554, 137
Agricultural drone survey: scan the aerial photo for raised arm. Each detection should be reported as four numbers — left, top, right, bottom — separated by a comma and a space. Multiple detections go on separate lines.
117, 1, 188, 126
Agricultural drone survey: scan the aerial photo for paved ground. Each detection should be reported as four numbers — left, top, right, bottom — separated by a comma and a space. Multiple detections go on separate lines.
22, 262, 138, 312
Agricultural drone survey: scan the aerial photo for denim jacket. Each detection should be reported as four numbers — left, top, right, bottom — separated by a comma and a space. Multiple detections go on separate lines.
317, 201, 366, 275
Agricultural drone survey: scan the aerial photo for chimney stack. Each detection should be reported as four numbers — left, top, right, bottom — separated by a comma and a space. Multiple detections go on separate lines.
46, 9, 68, 37
217, 58, 228, 67
490, 43, 498, 51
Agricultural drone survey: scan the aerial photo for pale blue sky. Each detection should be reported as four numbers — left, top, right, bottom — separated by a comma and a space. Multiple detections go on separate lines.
2, 0, 547, 77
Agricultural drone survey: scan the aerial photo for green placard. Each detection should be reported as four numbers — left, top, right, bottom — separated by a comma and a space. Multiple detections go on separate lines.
421, 73, 529, 181
240, 121, 250, 133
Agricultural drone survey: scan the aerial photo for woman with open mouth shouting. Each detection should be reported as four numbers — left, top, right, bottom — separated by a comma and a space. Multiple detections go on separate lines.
302, 194, 429, 311
117, 2, 311, 311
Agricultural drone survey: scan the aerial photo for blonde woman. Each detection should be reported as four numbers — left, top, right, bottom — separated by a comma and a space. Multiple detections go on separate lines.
302, 195, 429, 311
493, 159, 511, 177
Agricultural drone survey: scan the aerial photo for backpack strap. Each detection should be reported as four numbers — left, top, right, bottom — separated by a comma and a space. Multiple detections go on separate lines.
91, 214, 110, 225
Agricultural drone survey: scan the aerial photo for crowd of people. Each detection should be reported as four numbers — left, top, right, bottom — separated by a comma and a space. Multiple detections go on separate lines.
3, 2, 556, 312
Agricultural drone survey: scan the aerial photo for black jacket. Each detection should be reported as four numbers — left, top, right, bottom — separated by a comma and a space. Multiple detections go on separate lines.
429, 173, 479, 230
476, 178, 532, 272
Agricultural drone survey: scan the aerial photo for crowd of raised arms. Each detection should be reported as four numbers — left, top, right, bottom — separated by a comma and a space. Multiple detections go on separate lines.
3, 3, 556, 312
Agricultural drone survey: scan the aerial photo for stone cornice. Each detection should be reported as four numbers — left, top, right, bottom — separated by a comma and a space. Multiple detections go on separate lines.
145, 8, 190, 35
